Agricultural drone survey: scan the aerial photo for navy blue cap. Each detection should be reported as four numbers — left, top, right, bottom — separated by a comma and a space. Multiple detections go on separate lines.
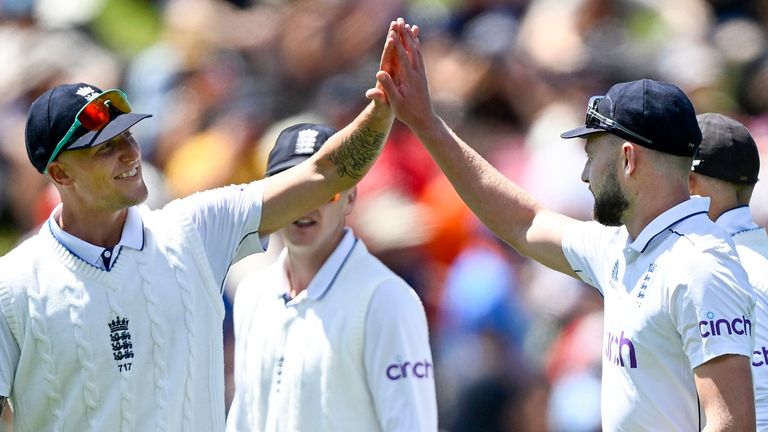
25, 83, 151, 173
692, 113, 759, 184
561, 79, 702, 157
266, 123, 338, 176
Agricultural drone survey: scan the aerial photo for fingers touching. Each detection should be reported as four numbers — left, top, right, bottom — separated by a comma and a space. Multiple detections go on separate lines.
367, 19, 408, 104
368, 18, 422, 104
396, 19, 421, 70
366, 28, 398, 103
368, 17, 435, 130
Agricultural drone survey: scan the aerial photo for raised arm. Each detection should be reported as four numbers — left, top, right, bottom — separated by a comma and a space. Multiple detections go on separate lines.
694, 354, 755, 431
373, 19, 581, 276
257, 23, 399, 236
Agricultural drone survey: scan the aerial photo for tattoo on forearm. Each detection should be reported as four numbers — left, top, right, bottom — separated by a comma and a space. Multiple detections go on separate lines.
329, 127, 385, 180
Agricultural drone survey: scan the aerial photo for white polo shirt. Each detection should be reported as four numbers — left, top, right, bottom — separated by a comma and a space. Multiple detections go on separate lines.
228, 229, 437, 431
715, 206, 768, 431
562, 197, 755, 431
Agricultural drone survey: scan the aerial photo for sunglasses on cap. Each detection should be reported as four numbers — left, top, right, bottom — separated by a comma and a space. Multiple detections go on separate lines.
585, 96, 652, 146
45, 89, 132, 172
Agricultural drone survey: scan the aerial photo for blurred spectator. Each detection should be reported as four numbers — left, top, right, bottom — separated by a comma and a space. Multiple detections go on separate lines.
164, 80, 273, 197
434, 225, 531, 426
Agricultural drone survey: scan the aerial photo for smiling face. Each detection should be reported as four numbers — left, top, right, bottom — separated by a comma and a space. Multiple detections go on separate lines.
51, 131, 148, 213
279, 188, 355, 256
582, 133, 629, 226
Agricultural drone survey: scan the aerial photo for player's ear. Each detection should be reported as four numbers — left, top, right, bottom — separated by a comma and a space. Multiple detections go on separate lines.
47, 162, 74, 186
622, 142, 637, 176
343, 186, 357, 215
688, 172, 698, 194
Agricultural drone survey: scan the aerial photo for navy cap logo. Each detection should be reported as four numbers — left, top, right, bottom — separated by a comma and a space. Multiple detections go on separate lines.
75, 86, 100, 101
295, 129, 320, 155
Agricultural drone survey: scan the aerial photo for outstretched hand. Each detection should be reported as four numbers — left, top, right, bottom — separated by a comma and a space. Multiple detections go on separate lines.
366, 18, 435, 130
366, 20, 399, 105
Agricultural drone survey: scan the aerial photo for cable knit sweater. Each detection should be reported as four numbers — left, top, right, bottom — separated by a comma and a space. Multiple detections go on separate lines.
0, 206, 225, 432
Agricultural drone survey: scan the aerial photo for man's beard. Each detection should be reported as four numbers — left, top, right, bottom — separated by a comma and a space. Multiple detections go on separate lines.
593, 170, 629, 226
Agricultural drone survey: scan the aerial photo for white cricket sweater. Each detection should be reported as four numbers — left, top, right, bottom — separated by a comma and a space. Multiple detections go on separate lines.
0, 206, 226, 432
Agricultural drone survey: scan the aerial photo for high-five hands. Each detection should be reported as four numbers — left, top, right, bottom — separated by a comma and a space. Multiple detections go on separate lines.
367, 18, 436, 130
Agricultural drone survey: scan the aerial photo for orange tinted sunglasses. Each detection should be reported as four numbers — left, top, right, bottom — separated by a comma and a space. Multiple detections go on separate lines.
46, 89, 132, 172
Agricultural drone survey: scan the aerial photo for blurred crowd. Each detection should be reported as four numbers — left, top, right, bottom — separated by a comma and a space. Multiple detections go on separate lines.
2, 0, 768, 431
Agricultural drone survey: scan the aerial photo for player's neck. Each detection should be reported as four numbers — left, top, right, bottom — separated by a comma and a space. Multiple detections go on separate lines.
707, 198, 742, 222
58, 205, 128, 248
624, 189, 690, 240
284, 232, 345, 297
284, 254, 322, 297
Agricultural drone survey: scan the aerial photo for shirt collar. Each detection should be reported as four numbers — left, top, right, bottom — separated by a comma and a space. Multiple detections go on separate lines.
715, 205, 759, 235
48, 204, 145, 267
120, 206, 145, 250
627, 196, 710, 253
280, 228, 357, 303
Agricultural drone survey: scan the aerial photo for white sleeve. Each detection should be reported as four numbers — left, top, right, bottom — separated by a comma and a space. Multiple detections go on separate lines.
670, 250, 756, 369
561, 221, 622, 294
364, 280, 437, 432
0, 312, 19, 397
163, 181, 269, 284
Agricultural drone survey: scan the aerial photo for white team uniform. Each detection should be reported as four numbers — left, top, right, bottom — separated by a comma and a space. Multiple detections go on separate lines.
227, 229, 437, 432
562, 197, 755, 431
0, 183, 266, 432
714, 206, 768, 431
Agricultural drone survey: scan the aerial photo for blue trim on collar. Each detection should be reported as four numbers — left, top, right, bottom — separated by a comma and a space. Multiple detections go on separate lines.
306, 229, 358, 301
715, 205, 758, 236
639, 211, 707, 253
627, 197, 710, 253
314, 237, 358, 301
46, 205, 146, 271
46, 219, 102, 270
122, 206, 145, 250
280, 229, 359, 304
732, 226, 765, 237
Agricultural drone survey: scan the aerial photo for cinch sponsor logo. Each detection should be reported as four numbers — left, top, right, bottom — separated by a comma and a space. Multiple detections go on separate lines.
699, 312, 752, 338
605, 331, 637, 369
753, 346, 768, 367
386, 357, 433, 381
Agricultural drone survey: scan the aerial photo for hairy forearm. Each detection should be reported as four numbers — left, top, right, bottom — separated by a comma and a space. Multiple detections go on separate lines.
407, 114, 579, 275
414, 115, 541, 243
0, 397, 5, 417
